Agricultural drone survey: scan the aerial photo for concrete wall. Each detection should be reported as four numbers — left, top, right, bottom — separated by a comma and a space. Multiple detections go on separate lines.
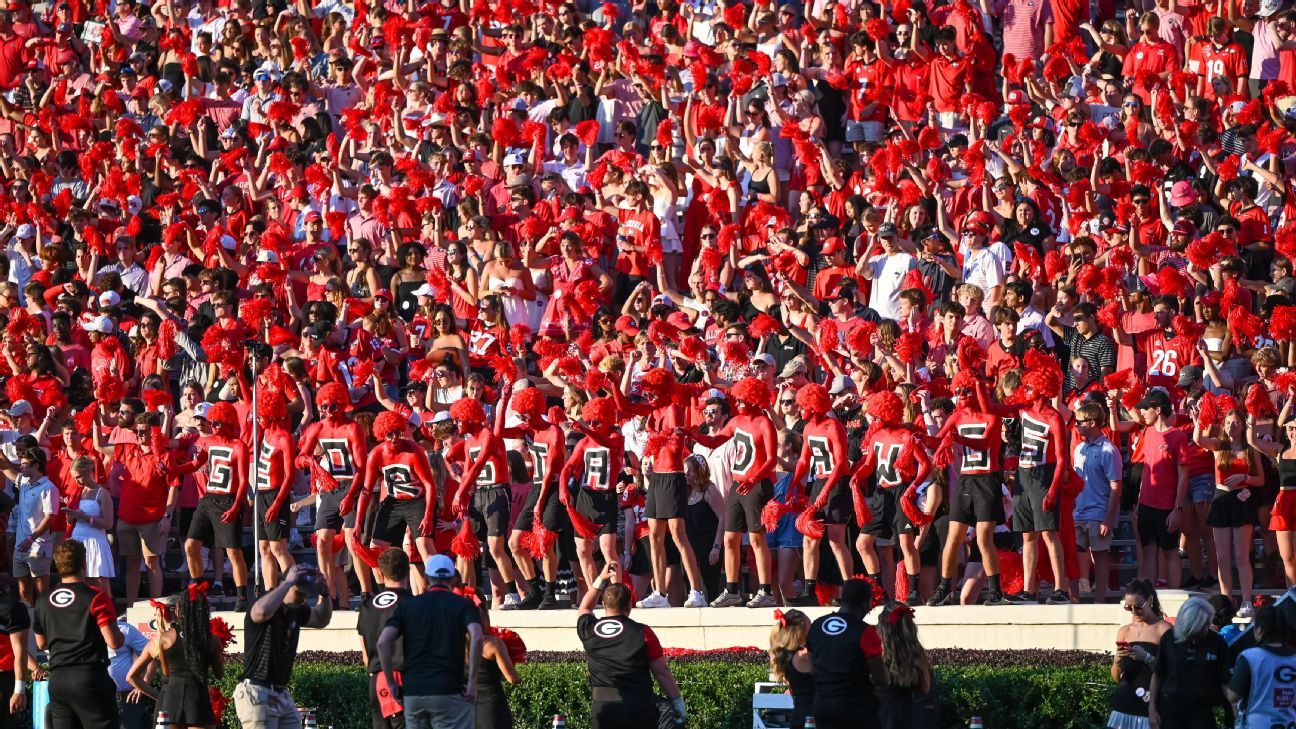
126, 591, 1196, 654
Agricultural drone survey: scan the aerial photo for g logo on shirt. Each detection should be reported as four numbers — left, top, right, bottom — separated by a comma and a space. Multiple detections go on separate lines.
49, 588, 75, 608
1275, 664, 1296, 683
821, 616, 849, 636
373, 591, 399, 609
593, 619, 624, 639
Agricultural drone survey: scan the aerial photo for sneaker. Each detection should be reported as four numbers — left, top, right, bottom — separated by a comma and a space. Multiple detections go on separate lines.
1198, 575, 1219, 591
925, 586, 953, 607
983, 591, 1012, 606
537, 593, 560, 610
1180, 576, 1201, 590
517, 589, 545, 611
710, 589, 744, 608
684, 590, 708, 608
785, 592, 820, 607
499, 593, 522, 610
905, 591, 922, 607
234, 596, 248, 612
211, 582, 226, 599
637, 592, 671, 609
746, 590, 778, 608
1236, 603, 1256, 620
1045, 590, 1072, 605
1005, 591, 1038, 604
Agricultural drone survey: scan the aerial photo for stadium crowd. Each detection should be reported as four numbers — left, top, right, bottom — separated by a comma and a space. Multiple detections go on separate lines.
0, 0, 1291, 720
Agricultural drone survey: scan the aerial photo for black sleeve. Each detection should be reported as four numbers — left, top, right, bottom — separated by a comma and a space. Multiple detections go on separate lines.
384, 601, 406, 635
0, 596, 29, 634
576, 613, 596, 642
0, 489, 16, 514
460, 599, 480, 630
1214, 633, 1233, 685
1154, 632, 1172, 679
1228, 650, 1252, 699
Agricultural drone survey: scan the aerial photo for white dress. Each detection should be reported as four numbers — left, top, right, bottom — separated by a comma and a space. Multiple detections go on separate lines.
486, 274, 528, 327
71, 488, 116, 579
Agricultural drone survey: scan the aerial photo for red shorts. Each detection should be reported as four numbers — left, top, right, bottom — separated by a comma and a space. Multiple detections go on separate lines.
1270, 490, 1296, 531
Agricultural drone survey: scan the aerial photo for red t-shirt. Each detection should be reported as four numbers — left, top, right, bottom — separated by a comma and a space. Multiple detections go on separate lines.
928, 54, 972, 113
1138, 425, 1189, 510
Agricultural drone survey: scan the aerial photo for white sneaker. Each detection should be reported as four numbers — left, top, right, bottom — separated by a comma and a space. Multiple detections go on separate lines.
636, 592, 671, 609
684, 590, 708, 608
1236, 603, 1255, 620
499, 593, 522, 610
746, 590, 778, 608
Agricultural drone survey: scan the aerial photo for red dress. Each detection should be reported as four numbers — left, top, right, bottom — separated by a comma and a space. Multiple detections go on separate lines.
1272, 456, 1296, 531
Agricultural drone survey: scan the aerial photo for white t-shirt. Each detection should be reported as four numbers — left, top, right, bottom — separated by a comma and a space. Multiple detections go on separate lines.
15, 475, 56, 558
866, 252, 916, 321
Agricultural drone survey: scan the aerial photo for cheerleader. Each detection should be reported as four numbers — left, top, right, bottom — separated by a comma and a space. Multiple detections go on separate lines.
767, 608, 814, 729
127, 587, 222, 729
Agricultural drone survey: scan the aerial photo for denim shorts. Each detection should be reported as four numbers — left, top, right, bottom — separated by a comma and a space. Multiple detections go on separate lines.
1188, 473, 1215, 505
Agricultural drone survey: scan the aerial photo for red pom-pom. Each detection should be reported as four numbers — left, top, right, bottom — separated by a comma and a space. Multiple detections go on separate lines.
1103, 369, 1136, 392
1246, 384, 1278, 420
748, 313, 781, 339
451, 521, 482, 560
865, 18, 890, 40
895, 332, 923, 365
1271, 306, 1296, 342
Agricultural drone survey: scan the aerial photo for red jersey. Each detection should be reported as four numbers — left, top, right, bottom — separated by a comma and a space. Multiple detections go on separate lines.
846, 58, 891, 122
115, 443, 177, 524
299, 417, 368, 495
1197, 43, 1247, 99
1123, 41, 1180, 102
1137, 329, 1202, 389
928, 54, 972, 113
614, 208, 660, 278
890, 56, 931, 123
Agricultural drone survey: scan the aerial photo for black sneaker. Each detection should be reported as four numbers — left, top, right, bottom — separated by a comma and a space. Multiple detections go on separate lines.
785, 592, 820, 607
1045, 590, 1072, 605
517, 589, 545, 611
1198, 575, 1219, 591
234, 596, 248, 612
925, 586, 953, 607
905, 591, 922, 607
537, 594, 560, 610
1180, 576, 1201, 590
983, 591, 1012, 606
1005, 591, 1037, 604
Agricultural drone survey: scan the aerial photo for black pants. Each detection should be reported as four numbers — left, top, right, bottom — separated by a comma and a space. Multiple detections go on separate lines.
0, 672, 12, 729
812, 696, 878, 729
50, 664, 119, 729
117, 691, 153, 729
367, 673, 405, 729
591, 688, 658, 729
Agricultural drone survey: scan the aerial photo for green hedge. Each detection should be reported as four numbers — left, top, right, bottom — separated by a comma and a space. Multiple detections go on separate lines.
209, 653, 1118, 729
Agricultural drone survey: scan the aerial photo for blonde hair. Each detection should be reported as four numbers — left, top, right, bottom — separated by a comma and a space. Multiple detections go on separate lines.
768, 609, 810, 683
684, 454, 711, 493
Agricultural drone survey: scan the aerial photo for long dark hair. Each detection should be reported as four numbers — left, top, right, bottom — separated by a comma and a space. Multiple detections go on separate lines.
177, 588, 214, 673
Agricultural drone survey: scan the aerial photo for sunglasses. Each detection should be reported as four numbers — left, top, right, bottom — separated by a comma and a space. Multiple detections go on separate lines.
1123, 602, 1146, 612
779, 399, 795, 406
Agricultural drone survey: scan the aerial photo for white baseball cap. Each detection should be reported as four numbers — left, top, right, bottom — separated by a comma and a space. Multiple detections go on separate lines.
14, 224, 35, 240
255, 249, 279, 263
99, 290, 121, 308
126, 195, 143, 216
81, 315, 115, 334
503, 152, 527, 167
8, 400, 33, 418
1257, 0, 1282, 17
193, 402, 211, 419
411, 283, 436, 297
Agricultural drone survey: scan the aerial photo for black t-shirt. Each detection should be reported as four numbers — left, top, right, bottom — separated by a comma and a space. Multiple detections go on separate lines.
0, 591, 30, 673
243, 601, 311, 686
32, 581, 114, 669
805, 611, 883, 702
1154, 630, 1230, 714
357, 588, 411, 674
384, 587, 479, 696
576, 613, 662, 694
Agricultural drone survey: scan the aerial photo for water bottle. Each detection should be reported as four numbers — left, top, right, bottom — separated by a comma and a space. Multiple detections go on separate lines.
302, 709, 318, 729
154, 710, 171, 729
552, 716, 567, 729
804, 718, 817, 728
970, 716, 984, 729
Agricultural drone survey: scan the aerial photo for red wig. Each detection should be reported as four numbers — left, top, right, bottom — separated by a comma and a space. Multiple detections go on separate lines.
796, 383, 832, 417
731, 377, 772, 410
373, 411, 408, 441
449, 398, 487, 427
511, 387, 546, 418
582, 396, 616, 427
865, 391, 903, 426
317, 382, 351, 408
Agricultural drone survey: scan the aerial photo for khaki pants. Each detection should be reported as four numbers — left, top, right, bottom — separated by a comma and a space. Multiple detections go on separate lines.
233, 680, 302, 729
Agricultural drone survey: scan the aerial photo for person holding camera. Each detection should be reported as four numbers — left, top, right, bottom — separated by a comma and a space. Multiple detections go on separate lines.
577, 562, 686, 729
233, 563, 333, 729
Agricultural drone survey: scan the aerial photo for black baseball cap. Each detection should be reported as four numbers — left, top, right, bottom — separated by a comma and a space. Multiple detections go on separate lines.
1135, 388, 1173, 415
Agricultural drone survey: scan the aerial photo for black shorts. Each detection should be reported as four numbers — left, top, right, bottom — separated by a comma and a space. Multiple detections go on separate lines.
949, 473, 1005, 526
809, 478, 852, 526
1137, 505, 1180, 550
1207, 489, 1261, 529
645, 471, 688, 520
968, 530, 1022, 564
576, 489, 619, 537
591, 688, 658, 729
514, 482, 564, 533
627, 534, 680, 576
316, 486, 356, 531
862, 486, 897, 539
467, 486, 510, 540
1014, 463, 1061, 533
374, 497, 429, 545
725, 479, 773, 534
255, 491, 289, 542
50, 664, 119, 729
186, 495, 241, 549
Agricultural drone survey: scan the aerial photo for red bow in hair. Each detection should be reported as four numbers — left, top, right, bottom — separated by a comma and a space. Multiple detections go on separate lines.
454, 587, 484, 608
188, 581, 209, 601
149, 599, 172, 620
774, 609, 788, 628
887, 604, 915, 625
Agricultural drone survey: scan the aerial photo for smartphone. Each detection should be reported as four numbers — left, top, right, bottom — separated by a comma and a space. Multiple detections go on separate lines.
1115, 641, 1129, 648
